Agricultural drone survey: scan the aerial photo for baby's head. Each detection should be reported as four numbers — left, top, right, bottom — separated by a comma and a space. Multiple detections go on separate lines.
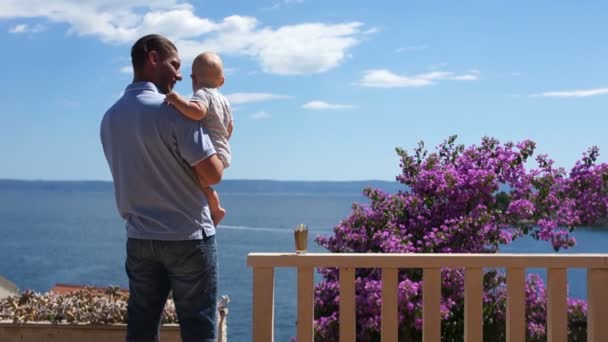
191, 52, 224, 90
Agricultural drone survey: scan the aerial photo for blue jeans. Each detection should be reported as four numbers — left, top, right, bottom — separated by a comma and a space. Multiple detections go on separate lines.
125, 236, 218, 342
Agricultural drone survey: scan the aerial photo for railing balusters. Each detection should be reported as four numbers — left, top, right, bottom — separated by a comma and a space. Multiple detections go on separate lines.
465, 267, 483, 342
506, 267, 526, 342
297, 266, 314, 342
339, 267, 356, 342
587, 268, 608, 342
252, 267, 275, 342
247, 253, 608, 342
547, 268, 567, 342
423, 268, 441, 342
381, 268, 398, 342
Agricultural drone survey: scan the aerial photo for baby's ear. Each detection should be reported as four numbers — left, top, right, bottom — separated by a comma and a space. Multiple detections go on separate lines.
219, 76, 225, 87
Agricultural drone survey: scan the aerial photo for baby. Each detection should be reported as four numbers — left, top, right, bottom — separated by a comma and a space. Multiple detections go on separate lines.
165, 52, 233, 226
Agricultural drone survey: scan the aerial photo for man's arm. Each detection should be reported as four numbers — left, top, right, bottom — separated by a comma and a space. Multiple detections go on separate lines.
166, 91, 208, 120
193, 154, 224, 187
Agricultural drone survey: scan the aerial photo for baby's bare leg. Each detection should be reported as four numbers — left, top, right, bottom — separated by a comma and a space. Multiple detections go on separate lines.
202, 186, 226, 226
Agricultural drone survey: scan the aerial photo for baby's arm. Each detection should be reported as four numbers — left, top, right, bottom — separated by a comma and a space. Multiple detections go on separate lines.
165, 91, 208, 121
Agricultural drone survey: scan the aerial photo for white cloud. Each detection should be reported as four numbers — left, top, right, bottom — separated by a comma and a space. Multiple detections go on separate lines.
302, 101, 353, 110
0, 1, 365, 75
532, 87, 608, 98
363, 27, 381, 35
136, 7, 217, 39
357, 69, 480, 88
225, 92, 291, 104
119, 65, 132, 74
9, 24, 27, 33
447, 73, 478, 81
251, 111, 271, 119
0, 1, 178, 42
8, 23, 45, 33
188, 20, 364, 75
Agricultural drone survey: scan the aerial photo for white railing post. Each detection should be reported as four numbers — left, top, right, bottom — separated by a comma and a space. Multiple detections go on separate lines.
252, 267, 275, 342
297, 266, 314, 342
587, 268, 608, 342
506, 267, 526, 342
423, 268, 441, 342
381, 268, 398, 342
547, 268, 567, 342
339, 267, 356, 342
465, 267, 483, 342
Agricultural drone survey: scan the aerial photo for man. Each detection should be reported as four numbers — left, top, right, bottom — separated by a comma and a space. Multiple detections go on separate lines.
100, 34, 224, 342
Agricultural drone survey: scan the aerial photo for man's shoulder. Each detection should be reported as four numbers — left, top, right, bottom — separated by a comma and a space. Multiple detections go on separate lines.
137, 90, 166, 107
130, 91, 181, 115
106, 93, 190, 130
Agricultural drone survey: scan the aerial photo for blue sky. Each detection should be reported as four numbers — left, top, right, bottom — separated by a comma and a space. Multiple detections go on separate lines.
0, 0, 606, 181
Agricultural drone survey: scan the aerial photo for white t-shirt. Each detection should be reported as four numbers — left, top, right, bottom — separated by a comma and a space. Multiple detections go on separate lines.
191, 88, 233, 168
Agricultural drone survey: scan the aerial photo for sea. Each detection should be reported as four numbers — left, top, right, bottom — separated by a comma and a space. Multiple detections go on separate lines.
1, 179, 607, 341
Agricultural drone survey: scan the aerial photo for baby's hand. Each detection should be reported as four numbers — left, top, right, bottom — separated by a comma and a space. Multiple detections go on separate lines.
165, 91, 181, 106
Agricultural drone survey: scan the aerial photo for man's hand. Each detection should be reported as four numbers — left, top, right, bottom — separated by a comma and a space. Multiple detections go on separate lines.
165, 91, 182, 107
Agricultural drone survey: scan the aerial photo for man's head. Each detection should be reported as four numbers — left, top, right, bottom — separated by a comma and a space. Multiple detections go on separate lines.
191, 52, 225, 90
131, 34, 182, 94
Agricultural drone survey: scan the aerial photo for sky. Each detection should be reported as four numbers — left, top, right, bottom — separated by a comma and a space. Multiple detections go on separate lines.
0, 0, 606, 181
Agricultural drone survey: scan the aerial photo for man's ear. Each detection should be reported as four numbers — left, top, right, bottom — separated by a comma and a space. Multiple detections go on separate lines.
148, 51, 160, 67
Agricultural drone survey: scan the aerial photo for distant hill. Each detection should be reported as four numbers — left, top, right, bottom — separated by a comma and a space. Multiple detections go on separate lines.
215, 179, 405, 195
0, 179, 406, 195
0, 179, 112, 192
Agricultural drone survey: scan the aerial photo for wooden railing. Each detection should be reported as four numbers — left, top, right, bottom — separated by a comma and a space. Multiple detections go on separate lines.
247, 253, 608, 342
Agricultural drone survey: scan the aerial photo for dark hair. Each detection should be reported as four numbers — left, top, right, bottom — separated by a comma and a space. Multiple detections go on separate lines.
131, 34, 177, 71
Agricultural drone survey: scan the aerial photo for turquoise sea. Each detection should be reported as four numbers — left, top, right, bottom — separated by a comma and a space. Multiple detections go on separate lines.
1, 180, 607, 341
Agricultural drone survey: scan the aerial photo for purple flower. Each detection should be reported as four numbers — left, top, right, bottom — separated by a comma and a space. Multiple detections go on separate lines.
313, 137, 607, 341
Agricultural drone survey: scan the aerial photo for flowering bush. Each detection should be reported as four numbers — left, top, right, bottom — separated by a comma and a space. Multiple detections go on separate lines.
315, 136, 608, 341
0, 287, 177, 324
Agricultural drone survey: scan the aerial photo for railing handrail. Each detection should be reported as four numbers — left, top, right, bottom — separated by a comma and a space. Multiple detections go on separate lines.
247, 252, 608, 268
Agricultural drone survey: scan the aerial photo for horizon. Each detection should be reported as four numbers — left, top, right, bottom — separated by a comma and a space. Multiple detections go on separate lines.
0, 178, 398, 183
1, 1, 607, 181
